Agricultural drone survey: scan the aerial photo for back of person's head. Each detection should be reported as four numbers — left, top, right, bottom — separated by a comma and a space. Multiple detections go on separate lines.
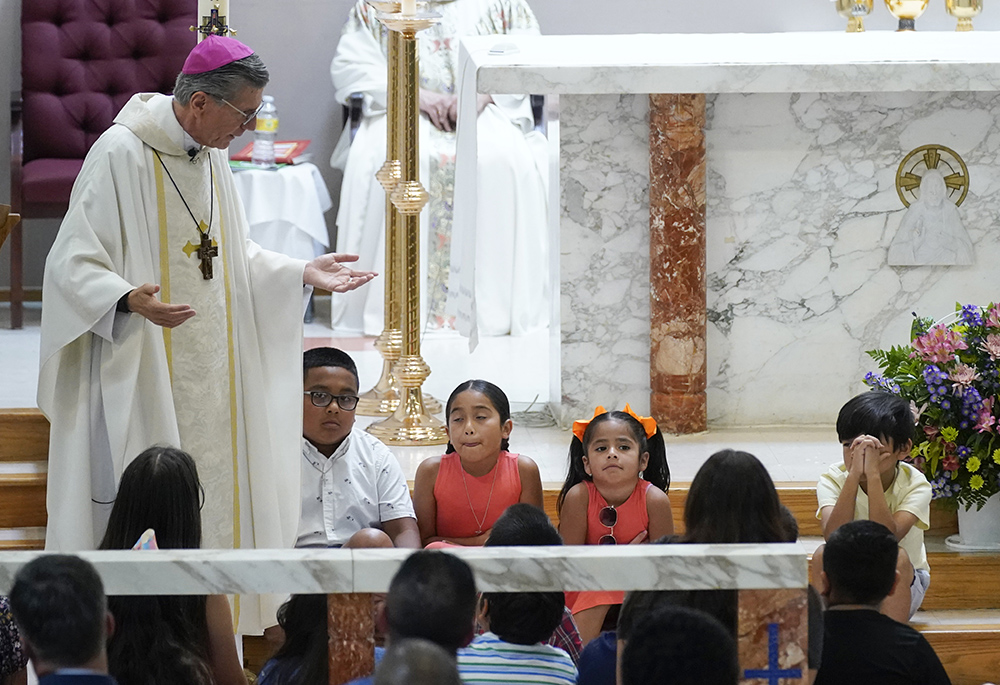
374, 638, 462, 685
303, 346, 360, 386
683, 449, 785, 544
444, 379, 512, 453
484, 503, 561, 547
778, 504, 799, 542
267, 595, 329, 685
99, 445, 203, 550
621, 605, 738, 685
559, 409, 670, 512
385, 551, 477, 653
9, 555, 107, 670
836, 391, 914, 448
823, 520, 899, 606
619, 587, 737, 643
481, 591, 565, 645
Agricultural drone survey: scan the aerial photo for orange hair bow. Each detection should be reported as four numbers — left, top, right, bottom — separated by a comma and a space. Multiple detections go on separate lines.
571, 403, 657, 442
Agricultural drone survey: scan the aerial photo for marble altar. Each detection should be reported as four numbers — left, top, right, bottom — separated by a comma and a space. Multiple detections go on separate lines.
456, 32, 1000, 430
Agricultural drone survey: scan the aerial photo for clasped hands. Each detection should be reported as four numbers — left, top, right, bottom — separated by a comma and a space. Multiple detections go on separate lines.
419, 89, 493, 133
846, 434, 897, 479
128, 253, 376, 329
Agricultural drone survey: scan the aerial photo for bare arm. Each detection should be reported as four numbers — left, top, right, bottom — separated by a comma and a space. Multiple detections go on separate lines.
821, 444, 865, 540
558, 483, 590, 546
412, 458, 441, 546
645, 487, 675, 542
517, 456, 545, 510
382, 516, 422, 549
204, 594, 247, 685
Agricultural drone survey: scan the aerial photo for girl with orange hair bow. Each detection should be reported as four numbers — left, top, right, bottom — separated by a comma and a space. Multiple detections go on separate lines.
557, 405, 674, 644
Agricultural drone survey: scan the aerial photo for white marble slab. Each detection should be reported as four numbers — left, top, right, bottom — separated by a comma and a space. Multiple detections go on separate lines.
463, 32, 1000, 96
0, 544, 806, 595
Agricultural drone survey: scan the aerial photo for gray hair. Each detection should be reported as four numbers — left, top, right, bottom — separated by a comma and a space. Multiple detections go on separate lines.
173, 53, 270, 105
374, 639, 462, 685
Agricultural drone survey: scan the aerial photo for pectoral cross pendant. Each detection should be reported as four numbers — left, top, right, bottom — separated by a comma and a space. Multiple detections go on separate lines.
182, 221, 219, 280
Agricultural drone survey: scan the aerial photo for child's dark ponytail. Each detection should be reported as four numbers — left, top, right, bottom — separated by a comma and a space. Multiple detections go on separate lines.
557, 435, 592, 513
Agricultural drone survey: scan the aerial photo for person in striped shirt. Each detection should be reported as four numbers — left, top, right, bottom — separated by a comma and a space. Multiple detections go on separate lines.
458, 591, 577, 684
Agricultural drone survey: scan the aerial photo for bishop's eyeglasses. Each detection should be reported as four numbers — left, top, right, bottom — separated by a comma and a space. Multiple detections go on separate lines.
216, 96, 265, 127
304, 391, 360, 411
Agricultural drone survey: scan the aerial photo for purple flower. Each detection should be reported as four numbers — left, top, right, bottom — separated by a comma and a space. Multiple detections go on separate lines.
962, 304, 984, 327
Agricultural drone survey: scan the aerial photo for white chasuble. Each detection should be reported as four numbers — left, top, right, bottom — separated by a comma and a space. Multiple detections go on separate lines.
330, 0, 549, 337
39, 93, 307, 632
157, 152, 237, 550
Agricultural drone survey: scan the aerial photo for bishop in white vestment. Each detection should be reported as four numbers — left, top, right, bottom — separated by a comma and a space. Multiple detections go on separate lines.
330, 0, 550, 337
38, 37, 374, 631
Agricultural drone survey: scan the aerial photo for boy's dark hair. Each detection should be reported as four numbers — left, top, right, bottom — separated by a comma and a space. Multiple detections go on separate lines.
444, 380, 512, 453
558, 411, 670, 512
836, 391, 914, 449
385, 551, 477, 653
484, 503, 561, 547
374, 638, 462, 685
266, 595, 329, 685
621, 605, 738, 685
823, 520, 899, 606
482, 591, 565, 645
683, 450, 785, 544
99, 445, 203, 551
303, 346, 360, 387
9, 555, 107, 668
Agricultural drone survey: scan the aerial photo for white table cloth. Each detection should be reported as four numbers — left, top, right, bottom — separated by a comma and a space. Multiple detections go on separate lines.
232, 162, 332, 261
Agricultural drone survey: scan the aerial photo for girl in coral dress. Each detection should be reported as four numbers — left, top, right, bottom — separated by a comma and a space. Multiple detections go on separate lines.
414, 380, 544, 546
557, 406, 674, 644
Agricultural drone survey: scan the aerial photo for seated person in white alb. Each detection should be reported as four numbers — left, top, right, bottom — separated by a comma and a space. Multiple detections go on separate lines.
298, 347, 420, 548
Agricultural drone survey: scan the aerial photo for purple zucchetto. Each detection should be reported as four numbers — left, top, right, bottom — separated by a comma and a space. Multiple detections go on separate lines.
181, 35, 255, 75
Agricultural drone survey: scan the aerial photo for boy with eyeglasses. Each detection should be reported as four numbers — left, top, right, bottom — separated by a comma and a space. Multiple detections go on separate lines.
297, 347, 420, 548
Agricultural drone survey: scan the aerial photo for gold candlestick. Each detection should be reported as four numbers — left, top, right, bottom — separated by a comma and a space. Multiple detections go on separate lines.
367, 9, 448, 445
357, 5, 440, 417
836, 0, 874, 31
884, 0, 930, 30
946, 0, 982, 30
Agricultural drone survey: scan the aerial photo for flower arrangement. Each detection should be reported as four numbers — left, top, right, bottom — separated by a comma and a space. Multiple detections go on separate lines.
865, 303, 1000, 510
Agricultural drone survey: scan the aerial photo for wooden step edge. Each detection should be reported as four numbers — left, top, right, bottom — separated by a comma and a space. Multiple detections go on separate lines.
0, 472, 48, 487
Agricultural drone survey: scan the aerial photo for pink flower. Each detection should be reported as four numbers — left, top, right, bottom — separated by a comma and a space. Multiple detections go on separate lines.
910, 401, 927, 423
912, 456, 926, 469
983, 334, 1000, 360
942, 454, 960, 471
987, 305, 1000, 328
912, 325, 968, 363
924, 425, 940, 439
950, 363, 981, 390
976, 397, 996, 434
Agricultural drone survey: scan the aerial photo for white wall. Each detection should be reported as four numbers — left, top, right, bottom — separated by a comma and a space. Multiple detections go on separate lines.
3, 0, 1000, 288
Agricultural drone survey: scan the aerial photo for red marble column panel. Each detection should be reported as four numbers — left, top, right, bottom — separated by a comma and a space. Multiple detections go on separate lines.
649, 94, 707, 434
328, 593, 376, 685
738, 589, 809, 685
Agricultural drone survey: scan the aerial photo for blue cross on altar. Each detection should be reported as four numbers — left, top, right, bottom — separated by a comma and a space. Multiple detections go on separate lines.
742, 623, 803, 684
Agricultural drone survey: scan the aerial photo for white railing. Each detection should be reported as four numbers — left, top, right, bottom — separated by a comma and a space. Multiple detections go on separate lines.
0, 543, 806, 595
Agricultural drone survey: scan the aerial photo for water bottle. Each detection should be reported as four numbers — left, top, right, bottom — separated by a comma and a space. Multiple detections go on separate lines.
251, 95, 278, 168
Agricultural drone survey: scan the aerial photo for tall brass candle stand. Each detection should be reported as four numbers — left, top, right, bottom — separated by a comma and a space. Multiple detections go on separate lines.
367, 6, 448, 445
357, 3, 440, 417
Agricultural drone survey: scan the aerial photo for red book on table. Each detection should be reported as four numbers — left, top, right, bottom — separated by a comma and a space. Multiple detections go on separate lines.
231, 139, 311, 164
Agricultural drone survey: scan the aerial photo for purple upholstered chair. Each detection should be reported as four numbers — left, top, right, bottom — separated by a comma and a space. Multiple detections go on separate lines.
9, 0, 196, 328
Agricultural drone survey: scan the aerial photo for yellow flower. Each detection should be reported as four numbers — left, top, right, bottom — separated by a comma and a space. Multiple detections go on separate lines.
971, 475, 985, 490
993, 448, 1000, 465
941, 427, 960, 442
967, 457, 982, 473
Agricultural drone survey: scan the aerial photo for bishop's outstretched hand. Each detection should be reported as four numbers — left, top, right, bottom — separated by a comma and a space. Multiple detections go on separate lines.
303, 253, 377, 293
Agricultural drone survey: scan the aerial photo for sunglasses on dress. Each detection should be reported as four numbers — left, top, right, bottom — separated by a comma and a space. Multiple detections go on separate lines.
598, 505, 617, 545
